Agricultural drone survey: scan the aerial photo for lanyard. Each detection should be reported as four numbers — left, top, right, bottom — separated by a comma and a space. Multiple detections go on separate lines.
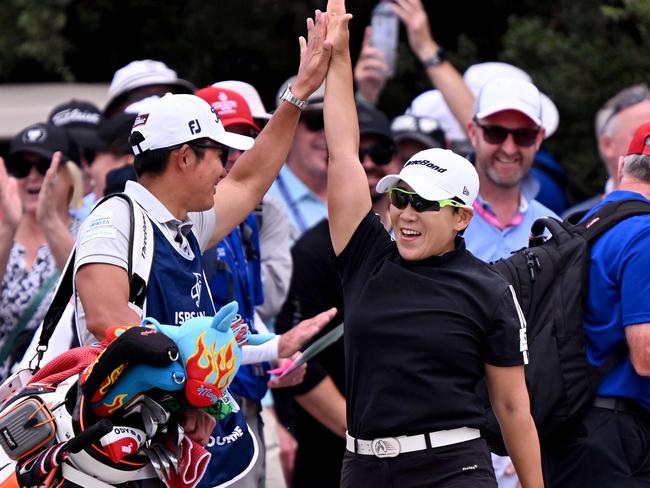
276, 173, 309, 233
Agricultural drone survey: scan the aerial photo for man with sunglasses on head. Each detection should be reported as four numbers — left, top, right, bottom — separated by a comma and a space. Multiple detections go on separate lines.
273, 101, 401, 488
563, 83, 650, 219
72, 16, 334, 486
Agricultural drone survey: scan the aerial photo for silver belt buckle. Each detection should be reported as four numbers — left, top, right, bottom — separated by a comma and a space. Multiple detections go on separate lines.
371, 437, 401, 458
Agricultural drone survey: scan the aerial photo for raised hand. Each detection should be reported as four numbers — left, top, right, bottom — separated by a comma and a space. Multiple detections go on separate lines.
292, 10, 332, 101
278, 307, 337, 358
326, 0, 353, 56
36, 151, 63, 225
393, 0, 438, 62
353, 26, 389, 104
0, 157, 22, 230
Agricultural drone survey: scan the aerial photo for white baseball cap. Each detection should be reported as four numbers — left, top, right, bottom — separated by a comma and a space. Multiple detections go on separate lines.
407, 90, 467, 142
475, 77, 543, 128
212, 80, 272, 120
464, 62, 559, 138
106, 60, 195, 114
376, 148, 479, 207
130, 93, 254, 155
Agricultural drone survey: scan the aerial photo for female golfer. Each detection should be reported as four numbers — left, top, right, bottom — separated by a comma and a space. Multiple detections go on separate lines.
323, 2, 543, 487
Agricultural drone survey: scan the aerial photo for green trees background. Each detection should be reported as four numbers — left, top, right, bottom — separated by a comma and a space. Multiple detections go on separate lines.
1, 0, 649, 199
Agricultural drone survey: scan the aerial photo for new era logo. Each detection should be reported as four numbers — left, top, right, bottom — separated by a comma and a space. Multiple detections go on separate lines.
22, 126, 46, 143
133, 114, 149, 127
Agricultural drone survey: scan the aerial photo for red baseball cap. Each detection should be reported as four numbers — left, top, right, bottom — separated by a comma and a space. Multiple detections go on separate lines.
194, 86, 261, 133
626, 121, 650, 156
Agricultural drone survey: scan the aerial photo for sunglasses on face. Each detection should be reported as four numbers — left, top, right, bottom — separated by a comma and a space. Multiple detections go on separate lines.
359, 143, 396, 166
6, 157, 51, 178
388, 187, 464, 213
300, 111, 324, 132
190, 142, 230, 163
391, 114, 441, 134
474, 119, 540, 147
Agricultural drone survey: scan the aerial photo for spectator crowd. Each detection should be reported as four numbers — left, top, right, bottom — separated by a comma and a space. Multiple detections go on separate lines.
1, 0, 649, 487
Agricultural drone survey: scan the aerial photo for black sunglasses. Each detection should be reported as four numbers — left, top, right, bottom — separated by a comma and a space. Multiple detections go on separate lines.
388, 187, 464, 213
6, 157, 51, 179
189, 142, 230, 163
300, 111, 324, 132
474, 119, 540, 147
359, 144, 395, 166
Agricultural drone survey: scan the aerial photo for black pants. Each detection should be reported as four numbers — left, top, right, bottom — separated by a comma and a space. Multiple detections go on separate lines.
340, 438, 496, 488
543, 405, 650, 487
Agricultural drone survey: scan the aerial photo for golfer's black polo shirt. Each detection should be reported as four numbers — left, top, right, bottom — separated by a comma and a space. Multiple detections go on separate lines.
336, 212, 525, 439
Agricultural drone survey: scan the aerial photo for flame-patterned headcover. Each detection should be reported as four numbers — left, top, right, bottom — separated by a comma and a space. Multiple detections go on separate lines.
144, 301, 272, 408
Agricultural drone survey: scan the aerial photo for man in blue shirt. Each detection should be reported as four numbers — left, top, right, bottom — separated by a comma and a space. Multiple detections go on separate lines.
463, 77, 558, 262
542, 122, 650, 487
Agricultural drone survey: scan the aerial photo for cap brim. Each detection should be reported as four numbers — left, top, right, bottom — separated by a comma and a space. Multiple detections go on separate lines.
540, 93, 559, 139
476, 104, 542, 127
376, 173, 455, 202
213, 131, 255, 151
9, 147, 55, 161
222, 117, 261, 133
67, 127, 102, 149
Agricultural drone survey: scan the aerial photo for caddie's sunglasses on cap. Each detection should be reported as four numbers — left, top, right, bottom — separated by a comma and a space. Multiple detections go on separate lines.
389, 187, 464, 213
6, 157, 51, 178
359, 143, 395, 166
474, 118, 540, 147
300, 111, 324, 132
602, 84, 650, 131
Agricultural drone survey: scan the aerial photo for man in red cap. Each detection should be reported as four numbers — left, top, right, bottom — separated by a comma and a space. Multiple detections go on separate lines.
542, 122, 650, 487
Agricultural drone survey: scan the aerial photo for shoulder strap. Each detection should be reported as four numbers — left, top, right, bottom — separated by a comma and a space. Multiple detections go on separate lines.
33, 193, 154, 369
581, 199, 650, 242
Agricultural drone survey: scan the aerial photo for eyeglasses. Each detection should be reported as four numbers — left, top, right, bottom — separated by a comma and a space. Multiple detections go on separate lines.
601, 84, 650, 132
388, 187, 464, 212
5, 157, 51, 178
300, 111, 324, 132
359, 143, 395, 166
474, 119, 540, 147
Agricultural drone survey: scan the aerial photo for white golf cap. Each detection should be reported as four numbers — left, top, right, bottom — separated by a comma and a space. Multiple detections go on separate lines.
475, 77, 543, 128
464, 62, 559, 138
407, 89, 467, 142
212, 80, 272, 120
376, 148, 479, 207
105, 59, 195, 114
130, 93, 254, 155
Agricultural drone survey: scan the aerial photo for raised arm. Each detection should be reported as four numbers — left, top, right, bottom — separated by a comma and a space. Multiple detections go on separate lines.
325, 0, 372, 255
209, 11, 332, 248
394, 0, 475, 133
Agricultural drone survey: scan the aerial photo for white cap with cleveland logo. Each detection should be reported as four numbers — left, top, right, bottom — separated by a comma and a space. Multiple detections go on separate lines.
376, 148, 479, 208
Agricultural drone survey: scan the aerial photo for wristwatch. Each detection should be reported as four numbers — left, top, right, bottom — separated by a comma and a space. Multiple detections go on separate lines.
281, 84, 308, 110
422, 48, 446, 68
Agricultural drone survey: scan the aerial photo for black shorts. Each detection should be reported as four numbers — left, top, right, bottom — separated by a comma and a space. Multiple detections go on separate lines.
543, 405, 650, 487
340, 438, 496, 488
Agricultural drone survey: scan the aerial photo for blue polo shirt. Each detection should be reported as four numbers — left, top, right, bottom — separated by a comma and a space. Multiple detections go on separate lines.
464, 176, 558, 262
582, 190, 650, 410
266, 165, 327, 241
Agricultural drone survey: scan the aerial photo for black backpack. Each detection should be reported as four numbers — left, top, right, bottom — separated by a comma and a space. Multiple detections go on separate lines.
481, 199, 650, 455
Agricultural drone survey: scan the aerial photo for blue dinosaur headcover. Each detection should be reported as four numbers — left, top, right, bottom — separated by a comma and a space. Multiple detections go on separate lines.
144, 301, 274, 407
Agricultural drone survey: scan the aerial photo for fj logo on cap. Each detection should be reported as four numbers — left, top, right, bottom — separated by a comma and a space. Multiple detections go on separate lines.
22, 126, 46, 143
189, 119, 202, 135
405, 159, 447, 173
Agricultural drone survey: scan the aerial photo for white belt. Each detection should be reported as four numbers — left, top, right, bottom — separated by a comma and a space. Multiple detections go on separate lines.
346, 427, 480, 458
